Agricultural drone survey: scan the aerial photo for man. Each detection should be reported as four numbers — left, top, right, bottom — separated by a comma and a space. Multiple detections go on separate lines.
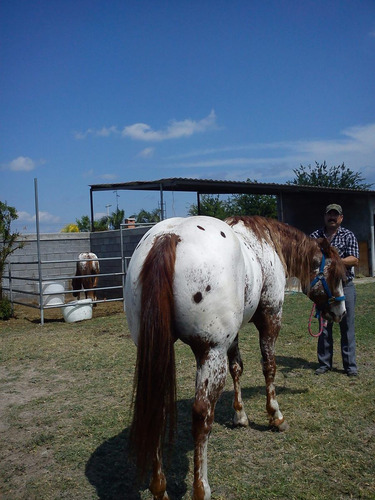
310, 204, 359, 377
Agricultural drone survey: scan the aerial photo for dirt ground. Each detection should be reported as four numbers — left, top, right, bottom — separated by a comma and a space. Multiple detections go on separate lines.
1, 299, 129, 499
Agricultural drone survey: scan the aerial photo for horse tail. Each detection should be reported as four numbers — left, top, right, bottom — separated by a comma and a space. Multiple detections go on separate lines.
129, 233, 180, 479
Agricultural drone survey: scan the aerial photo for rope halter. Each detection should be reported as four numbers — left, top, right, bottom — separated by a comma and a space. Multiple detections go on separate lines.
308, 251, 345, 337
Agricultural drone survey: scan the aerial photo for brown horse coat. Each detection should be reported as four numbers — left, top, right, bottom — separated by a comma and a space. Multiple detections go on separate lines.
72, 252, 100, 301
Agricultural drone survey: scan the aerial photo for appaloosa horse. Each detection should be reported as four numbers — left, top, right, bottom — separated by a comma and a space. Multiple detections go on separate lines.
72, 252, 100, 301
125, 216, 346, 500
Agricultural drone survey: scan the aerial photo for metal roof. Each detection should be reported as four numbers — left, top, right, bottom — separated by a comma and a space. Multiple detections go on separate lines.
90, 177, 375, 195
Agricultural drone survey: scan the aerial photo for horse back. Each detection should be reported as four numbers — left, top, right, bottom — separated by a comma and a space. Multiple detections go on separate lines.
77, 252, 99, 275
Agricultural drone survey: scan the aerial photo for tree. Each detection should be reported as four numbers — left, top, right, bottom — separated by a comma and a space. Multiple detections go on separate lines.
0, 201, 25, 302
227, 193, 277, 218
188, 195, 231, 219
109, 208, 125, 229
132, 208, 161, 224
288, 161, 373, 189
75, 214, 111, 232
76, 215, 91, 232
61, 223, 79, 233
187, 181, 277, 219
95, 216, 110, 231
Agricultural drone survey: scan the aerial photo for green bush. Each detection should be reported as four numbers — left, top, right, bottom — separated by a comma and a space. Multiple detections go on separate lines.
0, 297, 13, 320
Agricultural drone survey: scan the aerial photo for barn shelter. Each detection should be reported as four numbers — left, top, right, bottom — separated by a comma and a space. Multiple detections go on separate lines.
89, 178, 375, 276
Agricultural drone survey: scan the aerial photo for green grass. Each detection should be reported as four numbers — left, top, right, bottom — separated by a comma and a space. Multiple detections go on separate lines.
0, 283, 374, 499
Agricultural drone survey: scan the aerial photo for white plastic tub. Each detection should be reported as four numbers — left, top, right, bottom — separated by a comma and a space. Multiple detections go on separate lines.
62, 299, 93, 323
39, 281, 65, 306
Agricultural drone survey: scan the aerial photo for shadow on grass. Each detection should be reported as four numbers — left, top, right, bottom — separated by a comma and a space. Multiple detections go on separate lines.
276, 355, 318, 373
30, 317, 66, 324
85, 398, 193, 500
86, 380, 308, 499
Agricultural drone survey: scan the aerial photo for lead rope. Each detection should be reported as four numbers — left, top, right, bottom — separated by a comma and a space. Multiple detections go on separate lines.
308, 304, 327, 337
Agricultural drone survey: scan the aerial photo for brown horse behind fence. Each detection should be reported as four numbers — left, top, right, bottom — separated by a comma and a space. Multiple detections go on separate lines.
72, 252, 100, 302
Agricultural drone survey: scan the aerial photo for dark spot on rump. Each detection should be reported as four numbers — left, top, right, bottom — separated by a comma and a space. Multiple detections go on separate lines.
220, 231, 226, 238
197, 225, 205, 231
193, 292, 203, 303
205, 285, 211, 292
204, 379, 208, 387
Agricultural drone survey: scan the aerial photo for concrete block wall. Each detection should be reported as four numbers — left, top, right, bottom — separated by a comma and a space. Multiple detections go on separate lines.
90, 226, 149, 299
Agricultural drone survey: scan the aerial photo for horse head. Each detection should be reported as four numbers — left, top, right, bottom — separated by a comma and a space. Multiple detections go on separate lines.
307, 238, 347, 323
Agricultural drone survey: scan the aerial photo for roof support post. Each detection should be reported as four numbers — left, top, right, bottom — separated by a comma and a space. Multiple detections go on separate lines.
277, 192, 284, 222
197, 192, 201, 215
90, 187, 95, 231
160, 184, 165, 220
370, 207, 375, 277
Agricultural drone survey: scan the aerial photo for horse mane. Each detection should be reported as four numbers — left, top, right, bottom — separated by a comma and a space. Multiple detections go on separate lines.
226, 216, 345, 291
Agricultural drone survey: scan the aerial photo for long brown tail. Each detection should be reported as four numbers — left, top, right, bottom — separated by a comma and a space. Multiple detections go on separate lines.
129, 233, 180, 478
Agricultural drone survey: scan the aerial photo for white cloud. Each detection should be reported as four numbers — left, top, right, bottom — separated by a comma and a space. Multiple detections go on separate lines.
171, 122, 375, 184
163, 123, 375, 187
74, 126, 119, 139
138, 147, 155, 158
99, 173, 118, 180
74, 111, 217, 143
96, 126, 119, 137
82, 169, 94, 178
17, 210, 60, 223
38, 211, 61, 223
342, 123, 375, 150
122, 110, 217, 142
16, 211, 35, 222
4, 156, 36, 171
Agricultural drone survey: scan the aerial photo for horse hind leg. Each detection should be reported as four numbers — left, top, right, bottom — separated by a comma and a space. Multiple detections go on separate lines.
253, 309, 289, 432
191, 346, 227, 500
92, 275, 99, 304
72, 275, 81, 299
228, 336, 249, 427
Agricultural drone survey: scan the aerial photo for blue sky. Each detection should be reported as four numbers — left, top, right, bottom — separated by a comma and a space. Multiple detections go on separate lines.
1, 0, 375, 233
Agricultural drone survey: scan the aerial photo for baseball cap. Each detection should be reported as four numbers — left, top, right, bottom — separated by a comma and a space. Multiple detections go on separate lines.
325, 204, 343, 214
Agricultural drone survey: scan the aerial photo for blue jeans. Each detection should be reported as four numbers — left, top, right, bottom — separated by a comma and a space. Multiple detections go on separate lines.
317, 281, 357, 374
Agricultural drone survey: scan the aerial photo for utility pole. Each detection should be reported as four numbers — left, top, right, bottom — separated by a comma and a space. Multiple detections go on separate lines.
113, 190, 120, 211
105, 204, 112, 229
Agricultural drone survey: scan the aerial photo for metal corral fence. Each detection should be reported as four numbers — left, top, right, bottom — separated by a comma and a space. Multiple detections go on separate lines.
2, 223, 154, 324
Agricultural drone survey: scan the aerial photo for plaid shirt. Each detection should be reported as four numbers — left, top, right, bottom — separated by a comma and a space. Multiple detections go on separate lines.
310, 226, 359, 281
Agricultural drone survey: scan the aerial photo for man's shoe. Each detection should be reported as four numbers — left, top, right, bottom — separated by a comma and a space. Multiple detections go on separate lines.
315, 366, 330, 375
346, 371, 358, 377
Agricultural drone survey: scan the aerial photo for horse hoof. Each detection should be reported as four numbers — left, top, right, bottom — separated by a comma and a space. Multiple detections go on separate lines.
277, 420, 289, 432
233, 413, 249, 427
